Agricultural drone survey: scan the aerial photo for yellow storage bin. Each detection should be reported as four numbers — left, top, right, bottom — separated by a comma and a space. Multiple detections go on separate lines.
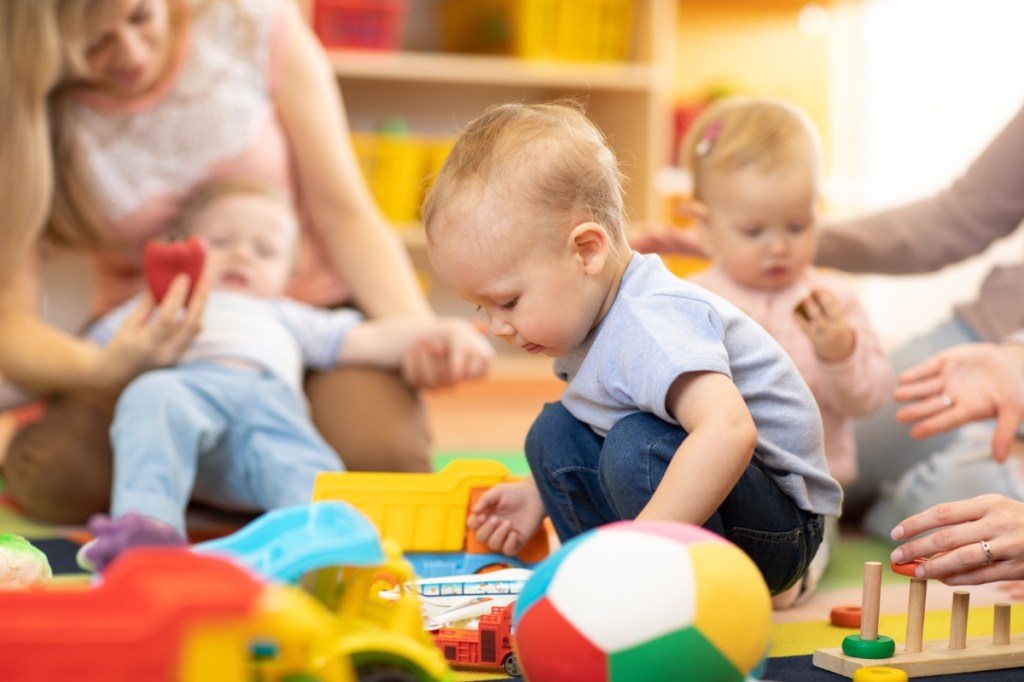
441, 0, 633, 62
352, 132, 457, 224
351, 132, 425, 223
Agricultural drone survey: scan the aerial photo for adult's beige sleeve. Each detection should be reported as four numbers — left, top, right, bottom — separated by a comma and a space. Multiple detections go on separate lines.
817, 104, 1024, 274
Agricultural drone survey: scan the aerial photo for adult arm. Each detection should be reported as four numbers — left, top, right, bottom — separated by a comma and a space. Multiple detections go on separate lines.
817, 105, 1024, 274
0, 251, 205, 393
272, 7, 429, 320
0, 254, 101, 391
272, 7, 490, 387
638, 371, 757, 524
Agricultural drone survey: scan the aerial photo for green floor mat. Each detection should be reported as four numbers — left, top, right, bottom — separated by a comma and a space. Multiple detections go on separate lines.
432, 451, 530, 476
818, 533, 899, 591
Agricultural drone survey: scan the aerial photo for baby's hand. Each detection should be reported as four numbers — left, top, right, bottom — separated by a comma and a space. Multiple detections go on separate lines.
467, 479, 546, 556
402, 318, 493, 388
794, 288, 855, 362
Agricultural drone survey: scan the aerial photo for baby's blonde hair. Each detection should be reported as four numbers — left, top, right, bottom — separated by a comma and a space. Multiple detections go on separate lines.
682, 96, 823, 202
422, 100, 628, 255
176, 177, 295, 235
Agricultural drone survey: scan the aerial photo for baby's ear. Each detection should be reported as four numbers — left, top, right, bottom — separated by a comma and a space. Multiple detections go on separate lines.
569, 221, 609, 272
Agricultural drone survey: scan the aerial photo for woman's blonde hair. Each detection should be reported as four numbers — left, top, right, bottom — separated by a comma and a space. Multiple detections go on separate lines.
0, 0, 68, 278
422, 100, 628, 255
681, 96, 823, 202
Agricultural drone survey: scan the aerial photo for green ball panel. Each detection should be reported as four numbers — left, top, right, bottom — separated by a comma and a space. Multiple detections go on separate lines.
608, 625, 743, 682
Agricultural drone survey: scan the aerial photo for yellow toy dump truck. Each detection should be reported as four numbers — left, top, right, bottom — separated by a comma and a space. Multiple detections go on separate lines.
312, 459, 550, 577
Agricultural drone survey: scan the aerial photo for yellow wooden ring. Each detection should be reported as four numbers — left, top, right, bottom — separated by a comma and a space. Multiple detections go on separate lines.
842, 634, 896, 659
853, 666, 909, 682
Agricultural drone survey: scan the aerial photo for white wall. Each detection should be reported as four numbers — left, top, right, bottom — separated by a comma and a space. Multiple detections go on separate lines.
828, 0, 1024, 347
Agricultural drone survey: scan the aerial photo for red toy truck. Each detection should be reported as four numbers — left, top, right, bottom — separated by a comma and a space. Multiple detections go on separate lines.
431, 604, 520, 676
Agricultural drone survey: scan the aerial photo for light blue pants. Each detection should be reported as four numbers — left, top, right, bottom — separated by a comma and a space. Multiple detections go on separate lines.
525, 402, 824, 595
110, 363, 343, 535
843, 316, 982, 515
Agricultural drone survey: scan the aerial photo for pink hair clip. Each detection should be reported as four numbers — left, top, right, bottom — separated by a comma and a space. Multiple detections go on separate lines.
694, 120, 722, 157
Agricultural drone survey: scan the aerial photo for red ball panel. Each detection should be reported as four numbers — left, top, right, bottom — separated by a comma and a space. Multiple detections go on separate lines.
515, 596, 607, 682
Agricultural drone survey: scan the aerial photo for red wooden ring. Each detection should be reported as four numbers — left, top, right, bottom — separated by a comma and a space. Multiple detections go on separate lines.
889, 558, 927, 577
830, 604, 862, 629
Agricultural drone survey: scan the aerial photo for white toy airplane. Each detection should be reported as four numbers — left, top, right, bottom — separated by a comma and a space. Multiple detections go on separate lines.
380, 567, 531, 629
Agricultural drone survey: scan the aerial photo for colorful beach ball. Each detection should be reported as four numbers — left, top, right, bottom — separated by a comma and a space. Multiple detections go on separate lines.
512, 520, 772, 682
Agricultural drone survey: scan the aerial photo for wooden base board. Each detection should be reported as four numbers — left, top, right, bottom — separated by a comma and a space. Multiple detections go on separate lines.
813, 634, 1024, 678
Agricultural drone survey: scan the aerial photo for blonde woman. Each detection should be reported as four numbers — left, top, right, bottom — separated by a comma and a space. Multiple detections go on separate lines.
0, 0, 491, 524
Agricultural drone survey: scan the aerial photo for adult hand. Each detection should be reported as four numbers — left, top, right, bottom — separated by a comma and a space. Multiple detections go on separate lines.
793, 287, 855, 362
629, 224, 708, 258
893, 343, 1024, 461
100, 273, 208, 385
890, 494, 1024, 585
401, 317, 493, 389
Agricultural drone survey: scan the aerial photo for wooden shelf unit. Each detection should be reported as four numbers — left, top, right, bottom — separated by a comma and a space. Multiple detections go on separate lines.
300, 0, 677, 317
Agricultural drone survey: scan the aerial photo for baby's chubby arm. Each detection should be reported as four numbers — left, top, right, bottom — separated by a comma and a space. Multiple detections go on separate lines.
638, 371, 757, 524
467, 478, 546, 557
337, 316, 494, 381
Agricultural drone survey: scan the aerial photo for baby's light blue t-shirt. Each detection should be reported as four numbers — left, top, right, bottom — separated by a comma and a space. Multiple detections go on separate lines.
553, 253, 842, 516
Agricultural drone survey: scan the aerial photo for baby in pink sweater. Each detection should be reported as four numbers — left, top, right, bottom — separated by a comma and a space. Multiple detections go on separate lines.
680, 96, 893, 606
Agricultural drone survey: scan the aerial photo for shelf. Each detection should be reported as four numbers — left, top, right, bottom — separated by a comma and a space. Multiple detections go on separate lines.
327, 50, 660, 92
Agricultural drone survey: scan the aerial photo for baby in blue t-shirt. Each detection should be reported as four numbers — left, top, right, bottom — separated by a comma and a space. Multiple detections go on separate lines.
422, 101, 842, 606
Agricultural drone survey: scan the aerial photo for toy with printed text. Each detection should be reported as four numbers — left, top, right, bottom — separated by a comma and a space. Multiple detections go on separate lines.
814, 560, 1024, 677
512, 520, 772, 682
313, 459, 550, 577
396, 567, 530, 630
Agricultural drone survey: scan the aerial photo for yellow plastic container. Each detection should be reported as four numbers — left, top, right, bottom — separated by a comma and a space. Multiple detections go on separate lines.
351, 133, 458, 224
441, 0, 633, 62
351, 132, 425, 223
